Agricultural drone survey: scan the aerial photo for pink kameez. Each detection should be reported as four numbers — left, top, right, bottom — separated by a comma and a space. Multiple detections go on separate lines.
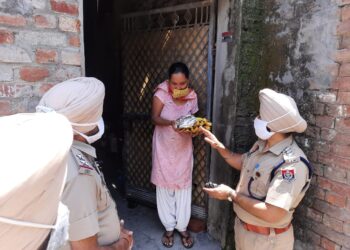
151, 81, 198, 189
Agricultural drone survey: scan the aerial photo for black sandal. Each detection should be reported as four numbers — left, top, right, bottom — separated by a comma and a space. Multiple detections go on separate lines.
178, 230, 194, 249
162, 231, 174, 248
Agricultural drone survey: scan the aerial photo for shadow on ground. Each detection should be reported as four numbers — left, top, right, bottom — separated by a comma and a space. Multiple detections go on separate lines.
113, 193, 221, 250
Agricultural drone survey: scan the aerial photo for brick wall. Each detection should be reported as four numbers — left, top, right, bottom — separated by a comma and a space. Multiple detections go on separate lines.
304, 1, 350, 249
232, 0, 350, 249
0, 0, 84, 115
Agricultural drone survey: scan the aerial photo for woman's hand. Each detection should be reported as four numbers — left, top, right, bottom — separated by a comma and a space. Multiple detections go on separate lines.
203, 184, 237, 201
118, 220, 134, 250
199, 127, 225, 150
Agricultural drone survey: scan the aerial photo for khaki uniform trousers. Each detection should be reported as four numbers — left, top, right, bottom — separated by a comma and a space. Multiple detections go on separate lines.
234, 217, 294, 250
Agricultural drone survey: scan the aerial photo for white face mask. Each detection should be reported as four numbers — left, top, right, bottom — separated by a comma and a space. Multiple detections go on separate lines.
73, 118, 105, 144
254, 117, 275, 140
254, 111, 304, 140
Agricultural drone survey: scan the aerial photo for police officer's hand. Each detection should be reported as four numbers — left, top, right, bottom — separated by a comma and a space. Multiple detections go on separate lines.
203, 184, 237, 202
199, 127, 225, 150
119, 219, 134, 250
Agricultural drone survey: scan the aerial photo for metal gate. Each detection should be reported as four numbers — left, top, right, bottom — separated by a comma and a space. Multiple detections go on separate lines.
121, 0, 215, 219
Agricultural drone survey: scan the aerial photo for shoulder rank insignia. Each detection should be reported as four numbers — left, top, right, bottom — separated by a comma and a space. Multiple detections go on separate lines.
76, 153, 94, 175
282, 146, 299, 164
282, 169, 295, 182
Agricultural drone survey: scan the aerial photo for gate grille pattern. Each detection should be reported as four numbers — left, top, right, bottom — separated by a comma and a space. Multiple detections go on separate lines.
122, 1, 212, 208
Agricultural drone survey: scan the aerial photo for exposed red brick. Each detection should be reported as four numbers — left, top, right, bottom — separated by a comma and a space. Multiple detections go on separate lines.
340, 0, 350, 6
338, 92, 350, 105
313, 199, 350, 223
335, 117, 350, 133
329, 63, 340, 78
0, 30, 14, 44
324, 166, 347, 184
50, 0, 78, 15
318, 176, 333, 191
334, 49, 350, 63
0, 84, 32, 98
321, 128, 337, 141
331, 179, 350, 195
318, 153, 350, 170
0, 14, 26, 27
346, 104, 350, 116
39, 83, 54, 95
333, 132, 350, 145
325, 104, 346, 118
321, 237, 341, 250
34, 15, 56, 29
325, 191, 347, 208
337, 20, 350, 36
36, 49, 58, 64
0, 84, 15, 97
323, 214, 344, 233
69, 35, 80, 47
0, 100, 11, 115
332, 77, 350, 91
339, 64, 350, 77
344, 223, 350, 237
332, 144, 350, 157
315, 115, 335, 128
342, 6, 350, 21
20, 67, 49, 82
342, 35, 350, 49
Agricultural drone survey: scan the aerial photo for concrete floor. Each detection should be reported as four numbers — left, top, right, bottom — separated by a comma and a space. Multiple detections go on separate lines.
115, 195, 221, 250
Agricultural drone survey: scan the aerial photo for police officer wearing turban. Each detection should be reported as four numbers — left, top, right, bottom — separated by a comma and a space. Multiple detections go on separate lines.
37, 77, 133, 250
0, 112, 72, 249
201, 89, 312, 250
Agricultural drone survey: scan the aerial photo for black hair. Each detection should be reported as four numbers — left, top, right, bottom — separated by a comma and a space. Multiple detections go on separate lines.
168, 62, 190, 79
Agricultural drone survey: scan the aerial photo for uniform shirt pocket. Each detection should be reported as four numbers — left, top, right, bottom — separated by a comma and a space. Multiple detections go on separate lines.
96, 176, 109, 211
248, 168, 270, 200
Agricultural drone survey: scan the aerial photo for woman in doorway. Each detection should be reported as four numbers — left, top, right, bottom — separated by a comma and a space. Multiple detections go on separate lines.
151, 62, 198, 248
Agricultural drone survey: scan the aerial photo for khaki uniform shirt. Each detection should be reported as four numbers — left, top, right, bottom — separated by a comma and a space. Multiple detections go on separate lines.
234, 136, 311, 228
61, 141, 120, 249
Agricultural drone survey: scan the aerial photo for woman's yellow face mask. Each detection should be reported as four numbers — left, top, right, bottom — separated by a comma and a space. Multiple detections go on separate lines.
169, 72, 189, 99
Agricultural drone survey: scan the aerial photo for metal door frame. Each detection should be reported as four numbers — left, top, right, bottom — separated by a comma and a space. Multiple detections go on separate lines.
120, 0, 217, 220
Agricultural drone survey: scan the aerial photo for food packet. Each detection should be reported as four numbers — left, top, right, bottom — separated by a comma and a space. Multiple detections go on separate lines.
175, 115, 212, 136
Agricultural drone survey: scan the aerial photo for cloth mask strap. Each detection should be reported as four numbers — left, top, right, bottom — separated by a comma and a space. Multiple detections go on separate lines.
276, 119, 304, 133
266, 110, 293, 124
